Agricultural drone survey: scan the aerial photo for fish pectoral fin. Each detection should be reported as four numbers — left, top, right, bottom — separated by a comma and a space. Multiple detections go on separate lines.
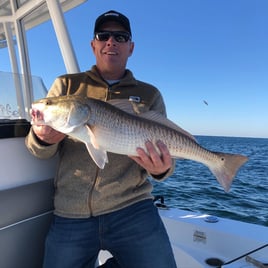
85, 142, 108, 169
84, 125, 108, 168
85, 125, 100, 149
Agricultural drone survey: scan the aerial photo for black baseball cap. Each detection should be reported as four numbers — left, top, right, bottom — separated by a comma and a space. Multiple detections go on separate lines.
94, 10, 132, 36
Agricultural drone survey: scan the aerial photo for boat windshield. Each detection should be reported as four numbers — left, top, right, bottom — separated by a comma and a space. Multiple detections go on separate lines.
0, 71, 47, 120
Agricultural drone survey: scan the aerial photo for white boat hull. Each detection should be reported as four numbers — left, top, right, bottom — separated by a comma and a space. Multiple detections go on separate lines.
160, 208, 268, 267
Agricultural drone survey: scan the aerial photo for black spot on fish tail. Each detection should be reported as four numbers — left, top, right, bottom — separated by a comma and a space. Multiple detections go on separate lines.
209, 152, 248, 192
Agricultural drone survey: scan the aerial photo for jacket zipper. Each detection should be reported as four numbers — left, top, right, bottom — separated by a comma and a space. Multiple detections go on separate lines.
88, 84, 110, 216
88, 167, 100, 216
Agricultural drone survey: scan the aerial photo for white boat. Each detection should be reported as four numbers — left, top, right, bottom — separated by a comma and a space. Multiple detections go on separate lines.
1, 1, 267, 267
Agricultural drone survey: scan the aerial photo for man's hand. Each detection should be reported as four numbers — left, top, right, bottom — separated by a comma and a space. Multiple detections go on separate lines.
129, 140, 172, 176
32, 125, 65, 144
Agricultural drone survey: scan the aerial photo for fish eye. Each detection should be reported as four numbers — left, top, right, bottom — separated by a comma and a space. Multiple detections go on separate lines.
45, 99, 52, 105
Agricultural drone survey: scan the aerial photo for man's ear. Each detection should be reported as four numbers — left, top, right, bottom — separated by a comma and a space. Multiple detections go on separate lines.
91, 40, 96, 55
129, 42, 135, 57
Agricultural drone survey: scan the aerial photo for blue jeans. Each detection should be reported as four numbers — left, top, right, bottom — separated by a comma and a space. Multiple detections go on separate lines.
43, 200, 177, 268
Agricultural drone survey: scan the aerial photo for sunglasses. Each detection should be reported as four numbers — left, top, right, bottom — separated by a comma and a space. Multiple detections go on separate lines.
95, 31, 131, 43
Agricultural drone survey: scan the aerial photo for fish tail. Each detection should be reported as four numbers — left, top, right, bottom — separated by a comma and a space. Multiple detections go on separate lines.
209, 153, 248, 192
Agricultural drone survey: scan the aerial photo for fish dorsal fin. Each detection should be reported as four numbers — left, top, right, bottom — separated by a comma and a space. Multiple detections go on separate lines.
108, 99, 136, 114
139, 111, 196, 142
108, 99, 196, 142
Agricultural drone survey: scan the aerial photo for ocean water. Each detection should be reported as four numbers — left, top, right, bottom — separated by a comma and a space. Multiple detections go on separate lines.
151, 136, 268, 227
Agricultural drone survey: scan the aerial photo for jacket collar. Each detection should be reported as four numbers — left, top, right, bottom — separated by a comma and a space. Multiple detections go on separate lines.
86, 65, 138, 87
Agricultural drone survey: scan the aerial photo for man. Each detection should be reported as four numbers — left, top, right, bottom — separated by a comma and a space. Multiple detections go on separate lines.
26, 10, 177, 268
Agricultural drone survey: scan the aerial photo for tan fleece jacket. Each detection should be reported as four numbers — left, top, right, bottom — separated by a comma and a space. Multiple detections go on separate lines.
25, 66, 175, 218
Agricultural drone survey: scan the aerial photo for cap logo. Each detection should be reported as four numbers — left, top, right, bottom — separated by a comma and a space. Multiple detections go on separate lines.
129, 96, 141, 103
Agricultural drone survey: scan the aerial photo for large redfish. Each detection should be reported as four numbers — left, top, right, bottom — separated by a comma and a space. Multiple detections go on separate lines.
31, 95, 248, 192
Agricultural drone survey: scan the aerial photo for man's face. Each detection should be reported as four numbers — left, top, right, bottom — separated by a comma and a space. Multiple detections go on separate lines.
91, 22, 134, 74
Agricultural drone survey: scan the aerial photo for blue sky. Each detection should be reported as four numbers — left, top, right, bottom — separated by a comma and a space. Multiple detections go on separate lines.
1, 0, 268, 138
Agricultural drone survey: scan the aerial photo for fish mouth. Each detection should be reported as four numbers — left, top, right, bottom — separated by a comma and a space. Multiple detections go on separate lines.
30, 108, 44, 124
